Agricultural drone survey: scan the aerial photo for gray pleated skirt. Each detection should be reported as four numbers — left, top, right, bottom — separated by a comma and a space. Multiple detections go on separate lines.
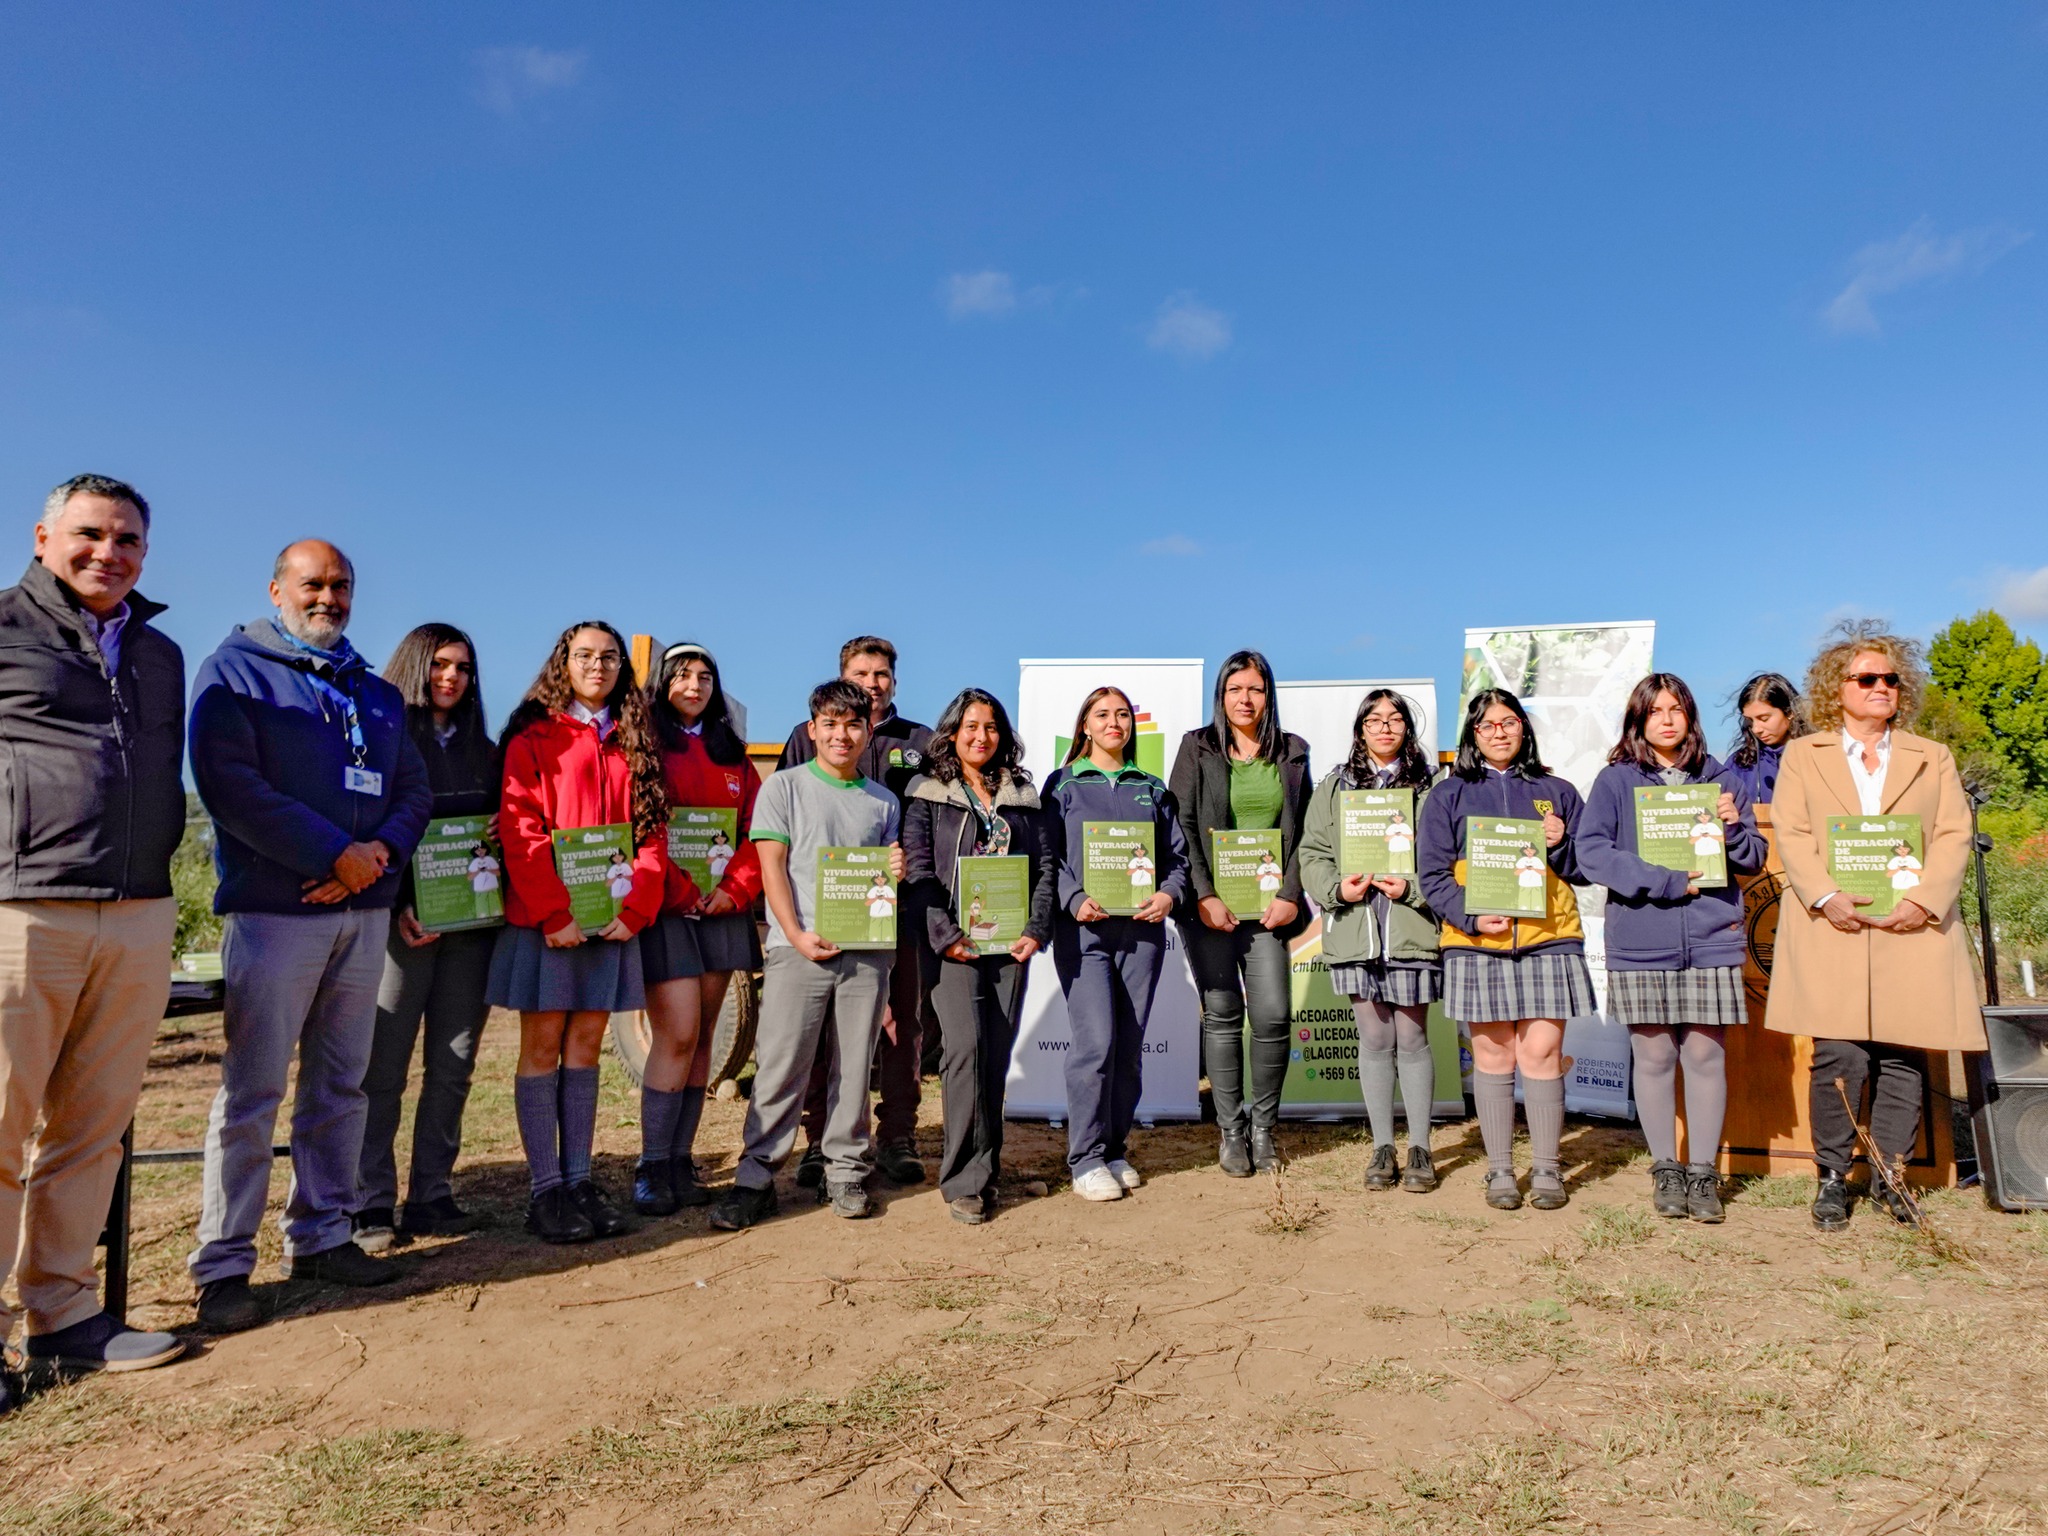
487, 924, 645, 1013
639, 914, 706, 984
1328, 960, 1442, 1007
1442, 948, 1597, 1024
1604, 965, 1748, 1028
694, 911, 761, 974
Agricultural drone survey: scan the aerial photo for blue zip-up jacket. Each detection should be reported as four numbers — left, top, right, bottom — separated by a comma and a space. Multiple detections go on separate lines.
1041, 760, 1190, 918
1576, 756, 1766, 972
190, 618, 432, 914
1721, 742, 1782, 806
1416, 767, 1586, 954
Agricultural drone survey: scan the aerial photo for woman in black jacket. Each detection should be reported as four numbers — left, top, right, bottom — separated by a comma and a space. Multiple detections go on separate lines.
1168, 651, 1312, 1177
902, 688, 1057, 1224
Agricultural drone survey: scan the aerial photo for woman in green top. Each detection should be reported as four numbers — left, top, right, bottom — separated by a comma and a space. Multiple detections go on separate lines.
1168, 650, 1313, 1176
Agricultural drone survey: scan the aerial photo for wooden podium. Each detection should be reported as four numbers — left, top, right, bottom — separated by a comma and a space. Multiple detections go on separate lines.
1679, 804, 1958, 1186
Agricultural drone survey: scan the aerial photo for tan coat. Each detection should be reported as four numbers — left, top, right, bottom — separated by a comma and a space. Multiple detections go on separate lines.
1763, 730, 1985, 1050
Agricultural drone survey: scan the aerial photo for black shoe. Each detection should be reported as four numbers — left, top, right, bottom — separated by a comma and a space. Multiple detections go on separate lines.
526, 1185, 595, 1244
0, 1353, 16, 1417
1686, 1165, 1725, 1224
827, 1180, 874, 1219
1363, 1144, 1399, 1191
1218, 1127, 1253, 1178
1811, 1172, 1852, 1232
1650, 1159, 1689, 1219
401, 1196, 482, 1237
195, 1275, 266, 1334
567, 1180, 632, 1238
633, 1159, 682, 1217
1869, 1174, 1917, 1226
289, 1241, 398, 1287
709, 1182, 779, 1231
1484, 1170, 1524, 1211
1250, 1125, 1281, 1173
877, 1140, 927, 1186
671, 1158, 715, 1208
1400, 1145, 1438, 1193
350, 1206, 398, 1254
794, 1144, 826, 1190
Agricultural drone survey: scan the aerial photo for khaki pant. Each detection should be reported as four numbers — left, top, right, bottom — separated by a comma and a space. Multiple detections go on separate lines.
0, 897, 176, 1338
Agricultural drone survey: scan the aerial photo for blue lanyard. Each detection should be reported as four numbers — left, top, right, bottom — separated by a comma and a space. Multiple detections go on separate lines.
307, 671, 368, 767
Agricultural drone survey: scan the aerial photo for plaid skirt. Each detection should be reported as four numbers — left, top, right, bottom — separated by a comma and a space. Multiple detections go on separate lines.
1604, 965, 1748, 1028
1442, 948, 1597, 1024
1328, 960, 1442, 1007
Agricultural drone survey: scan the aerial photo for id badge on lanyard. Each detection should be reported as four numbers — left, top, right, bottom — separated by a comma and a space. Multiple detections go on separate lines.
319, 676, 382, 795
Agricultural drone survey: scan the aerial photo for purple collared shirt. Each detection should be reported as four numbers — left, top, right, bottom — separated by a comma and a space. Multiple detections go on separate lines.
82, 600, 132, 675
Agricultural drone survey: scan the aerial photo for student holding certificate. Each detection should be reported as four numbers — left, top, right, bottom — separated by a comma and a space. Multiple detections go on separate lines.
1577, 675, 1764, 1223
1298, 689, 1443, 1194
902, 689, 1056, 1223
1168, 652, 1312, 1178
490, 623, 667, 1244
1044, 687, 1188, 1203
1417, 690, 1593, 1212
1763, 625, 1984, 1231
353, 624, 500, 1252
633, 642, 763, 1216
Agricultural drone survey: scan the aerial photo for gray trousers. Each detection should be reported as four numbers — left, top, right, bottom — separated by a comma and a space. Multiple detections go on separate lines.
189, 908, 389, 1283
736, 948, 891, 1191
356, 926, 495, 1212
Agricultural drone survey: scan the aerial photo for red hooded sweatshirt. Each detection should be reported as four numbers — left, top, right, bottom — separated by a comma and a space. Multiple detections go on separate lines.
500, 711, 665, 936
658, 732, 764, 914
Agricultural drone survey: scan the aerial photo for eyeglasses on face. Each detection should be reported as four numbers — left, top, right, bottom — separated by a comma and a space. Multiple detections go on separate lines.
569, 651, 623, 669
1474, 718, 1523, 736
1847, 672, 1901, 690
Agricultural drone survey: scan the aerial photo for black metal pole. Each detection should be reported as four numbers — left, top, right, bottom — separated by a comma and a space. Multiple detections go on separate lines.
102, 1121, 134, 1325
1971, 792, 1999, 1008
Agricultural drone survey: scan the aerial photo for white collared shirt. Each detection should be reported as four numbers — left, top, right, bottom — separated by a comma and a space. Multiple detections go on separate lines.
568, 699, 614, 739
1843, 728, 1891, 816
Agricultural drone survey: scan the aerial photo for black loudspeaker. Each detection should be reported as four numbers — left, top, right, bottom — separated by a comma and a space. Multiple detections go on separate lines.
1973, 1006, 2048, 1212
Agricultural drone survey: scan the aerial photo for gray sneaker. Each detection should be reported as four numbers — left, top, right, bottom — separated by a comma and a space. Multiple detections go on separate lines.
25, 1311, 185, 1375
826, 1180, 873, 1219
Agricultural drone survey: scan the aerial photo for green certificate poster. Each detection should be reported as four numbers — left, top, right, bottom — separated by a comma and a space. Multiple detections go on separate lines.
551, 823, 634, 934
958, 854, 1030, 955
411, 815, 505, 933
1339, 788, 1417, 877
816, 846, 897, 950
1826, 814, 1924, 918
667, 806, 740, 895
1463, 816, 1549, 918
1268, 930, 1466, 1112
1081, 821, 1156, 915
1632, 784, 1727, 888
1212, 829, 1284, 920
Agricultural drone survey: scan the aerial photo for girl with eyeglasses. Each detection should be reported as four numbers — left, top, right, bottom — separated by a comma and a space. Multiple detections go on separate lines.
1417, 690, 1594, 1211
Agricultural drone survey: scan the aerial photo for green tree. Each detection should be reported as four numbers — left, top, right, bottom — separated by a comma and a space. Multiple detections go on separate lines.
1927, 611, 2048, 792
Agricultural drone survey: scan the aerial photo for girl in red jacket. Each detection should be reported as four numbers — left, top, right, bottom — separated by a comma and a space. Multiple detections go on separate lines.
489, 621, 667, 1244
631, 642, 764, 1215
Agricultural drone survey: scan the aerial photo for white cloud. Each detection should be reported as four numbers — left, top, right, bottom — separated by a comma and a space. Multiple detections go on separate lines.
473, 46, 588, 116
1994, 565, 2048, 622
1147, 292, 1232, 360
943, 270, 1017, 320
1822, 218, 2031, 336
1140, 533, 1203, 558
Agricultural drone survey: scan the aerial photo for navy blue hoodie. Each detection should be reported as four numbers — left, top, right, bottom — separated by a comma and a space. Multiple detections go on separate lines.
1575, 756, 1766, 971
1041, 760, 1190, 920
190, 619, 431, 914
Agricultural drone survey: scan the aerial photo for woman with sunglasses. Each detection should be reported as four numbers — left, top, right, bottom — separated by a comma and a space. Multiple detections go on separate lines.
1763, 624, 1984, 1231
1417, 690, 1594, 1211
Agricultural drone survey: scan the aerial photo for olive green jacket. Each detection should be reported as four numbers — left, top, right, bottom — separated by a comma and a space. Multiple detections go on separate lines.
1297, 764, 1441, 967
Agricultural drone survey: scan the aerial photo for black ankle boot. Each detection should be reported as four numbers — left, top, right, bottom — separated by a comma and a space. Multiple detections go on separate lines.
1250, 1125, 1281, 1173
1811, 1172, 1852, 1232
1218, 1126, 1253, 1178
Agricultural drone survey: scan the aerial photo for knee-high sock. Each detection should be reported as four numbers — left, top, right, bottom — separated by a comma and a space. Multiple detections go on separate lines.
1523, 1074, 1565, 1175
1678, 1028, 1728, 1169
673, 1084, 707, 1163
1397, 1045, 1435, 1148
1355, 1000, 1398, 1147
559, 1066, 601, 1186
641, 1085, 685, 1165
1473, 1070, 1519, 1174
1630, 1027, 1680, 1163
515, 1071, 564, 1195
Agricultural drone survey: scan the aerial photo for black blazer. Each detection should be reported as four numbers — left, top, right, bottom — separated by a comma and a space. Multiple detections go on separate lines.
1167, 726, 1312, 936
900, 773, 1057, 955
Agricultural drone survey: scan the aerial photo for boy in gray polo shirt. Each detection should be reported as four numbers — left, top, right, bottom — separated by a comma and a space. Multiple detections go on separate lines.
712, 680, 903, 1227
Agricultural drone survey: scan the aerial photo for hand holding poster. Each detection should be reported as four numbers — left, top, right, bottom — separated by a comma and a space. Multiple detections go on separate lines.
958, 854, 1030, 955
1633, 784, 1727, 887
1464, 817, 1550, 918
816, 846, 897, 950
1339, 788, 1417, 877
551, 824, 634, 934
1083, 822, 1155, 915
412, 815, 505, 933
667, 807, 740, 895
1212, 829, 1283, 920
1826, 814, 1924, 918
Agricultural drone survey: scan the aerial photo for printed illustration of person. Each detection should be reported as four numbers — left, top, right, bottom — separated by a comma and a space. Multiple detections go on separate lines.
867, 868, 898, 943
606, 850, 635, 902
1127, 843, 1156, 898
467, 842, 501, 918
967, 893, 997, 942
1514, 843, 1546, 902
1886, 840, 1923, 893
1688, 809, 1727, 861
707, 829, 733, 879
1384, 809, 1415, 864
1255, 849, 1283, 899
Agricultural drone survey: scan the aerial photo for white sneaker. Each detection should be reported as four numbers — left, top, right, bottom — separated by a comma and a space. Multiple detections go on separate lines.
351, 1220, 395, 1255
1072, 1167, 1125, 1202
1107, 1159, 1143, 1191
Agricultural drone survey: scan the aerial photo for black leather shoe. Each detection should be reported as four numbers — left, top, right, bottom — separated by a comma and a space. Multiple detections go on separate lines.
1869, 1175, 1917, 1226
401, 1196, 482, 1237
568, 1180, 632, 1238
794, 1144, 826, 1190
1218, 1127, 1253, 1178
1363, 1144, 1399, 1191
1650, 1159, 1689, 1219
709, 1182, 779, 1231
671, 1159, 715, 1208
877, 1140, 927, 1186
526, 1185, 595, 1244
1484, 1170, 1524, 1210
1686, 1166, 1725, 1224
1400, 1146, 1438, 1193
633, 1160, 681, 1217
1250, 1125, 1281, 1173
196, 1276, 266, 1334
289, 1241, 398, 1287
1811, 1172, 1852, 1232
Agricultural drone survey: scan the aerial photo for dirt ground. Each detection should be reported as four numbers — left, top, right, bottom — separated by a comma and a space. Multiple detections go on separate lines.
4, 1008, 2047, 1536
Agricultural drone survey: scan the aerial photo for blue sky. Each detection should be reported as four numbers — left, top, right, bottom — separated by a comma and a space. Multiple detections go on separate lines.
5, 5, 2045, 750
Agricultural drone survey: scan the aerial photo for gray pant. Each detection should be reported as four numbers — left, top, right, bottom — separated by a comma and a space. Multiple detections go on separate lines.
1184, 921, 1293, 1132
189, 908, 389, 1283
737, 948, 891, 1191
356, 926, 495, 1213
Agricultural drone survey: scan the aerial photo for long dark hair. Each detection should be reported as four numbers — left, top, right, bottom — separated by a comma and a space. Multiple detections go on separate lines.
1453, 688, 1549, 781
502, 620, 668, 846
1064, 686, 1137, 766
647, 644, 747, 766
1610, 672, 1709, 775
1729, 671, 1810, 768
1346, 687, 1433, 789
925, 687, 1030, 788
1208, 649, 1283, 761
382, 623, 494, 783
